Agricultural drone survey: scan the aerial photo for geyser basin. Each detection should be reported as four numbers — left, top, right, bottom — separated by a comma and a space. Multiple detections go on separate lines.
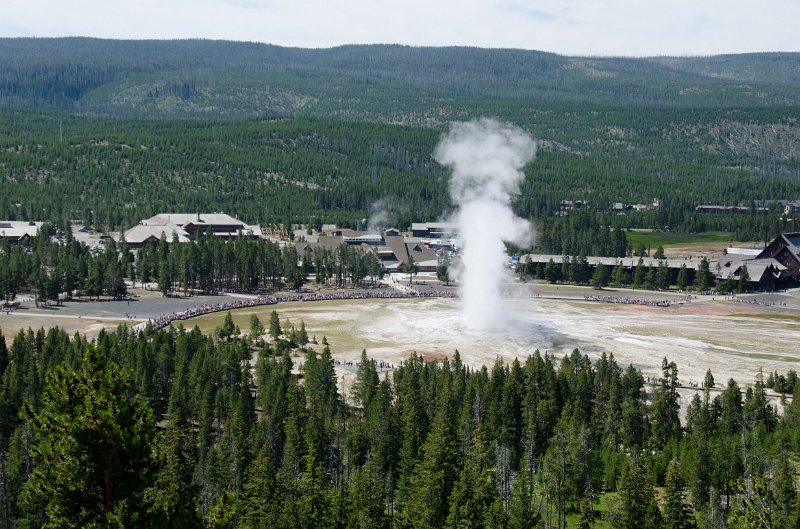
203, 287, 800, 386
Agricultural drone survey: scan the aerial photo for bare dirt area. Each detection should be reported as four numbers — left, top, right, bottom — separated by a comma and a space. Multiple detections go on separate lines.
665, 241, 763, 259
0, 312, 112, 340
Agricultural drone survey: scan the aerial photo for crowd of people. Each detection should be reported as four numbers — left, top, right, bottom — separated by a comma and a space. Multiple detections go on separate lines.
582, 294, 674, 307
332, 358, 395, 370
731, 297, 786, 307
149, 288, 457, 331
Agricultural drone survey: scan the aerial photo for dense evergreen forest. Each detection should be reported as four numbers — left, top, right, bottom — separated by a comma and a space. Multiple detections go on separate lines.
0, 39, 798, 244
0, 323, 797, 528
0, 108, 798, 241
1, 39, 799, 116
0, 230, 388, 306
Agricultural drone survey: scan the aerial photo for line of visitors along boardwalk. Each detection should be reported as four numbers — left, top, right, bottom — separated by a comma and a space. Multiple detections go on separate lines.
148, 287, 458, 331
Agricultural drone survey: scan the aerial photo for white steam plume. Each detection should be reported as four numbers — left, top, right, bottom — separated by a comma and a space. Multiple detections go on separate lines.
434, 118, 536, 329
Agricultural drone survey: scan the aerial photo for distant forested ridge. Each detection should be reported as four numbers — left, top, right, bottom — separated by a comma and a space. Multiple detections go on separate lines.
0, 39, 799, 118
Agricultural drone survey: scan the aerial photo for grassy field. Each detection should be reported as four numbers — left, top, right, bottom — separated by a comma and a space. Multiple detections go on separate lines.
625, 230, 736, 248
564, 492, 616, 527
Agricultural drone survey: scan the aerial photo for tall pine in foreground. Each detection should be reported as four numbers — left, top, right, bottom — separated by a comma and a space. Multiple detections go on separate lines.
662, 459, 696, 529
610, 456, 661, 529
22, 344, 156, 528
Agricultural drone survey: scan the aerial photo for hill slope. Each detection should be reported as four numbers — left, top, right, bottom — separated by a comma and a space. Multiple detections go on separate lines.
1, 38, 799, 120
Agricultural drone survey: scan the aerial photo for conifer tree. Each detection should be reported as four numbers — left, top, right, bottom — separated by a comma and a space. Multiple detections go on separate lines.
296, 444, 332, 529
676, 263, 689, 291
577, 497, 593, 529
220, 311, 235, 338
238, 443, 280, 529
348, 457, 390, 529
610, 456, 661, 529
612, 262, 629, 287
269, 310, 282, 339
149, 410, 201, 528
694, 257, 713, 292
737, 265, 750, 293
402, 414, 457, 529
299, 321, 309, 346
22, 344, 156, 528
633, 258, 646, 288
591, 264, 608, 289
249, 314, 263, 338
353, 350, 379, 408
662, 459, 695, 529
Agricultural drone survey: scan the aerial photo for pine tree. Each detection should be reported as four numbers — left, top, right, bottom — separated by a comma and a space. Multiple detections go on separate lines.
656, 260, 671, 290
238, 443, 280, 529
269, 310, 282, 339
650, 358, 681, 448
577, 497, 593, 529
22, 344, 156, 528
772, 456, 796, 529
296, 444, 332, 529
612, 262, 629, 287
402, 414, 458, 529
591, 264, 609, 289
694, 257, 712, 292
353, 350, 379, 408
662, 459, 695, 529
544, 258, 561, 283
348, 457, 389, 529
405, 258, 418, 286
220, 311, 235, 338
737, 265, 751, 293
445, 420, 494, 529
249, 314, 263, 338
149, 410, 201, 528
633, 258, 646, 288
299, 321, 309, 346
610, 456, 661, 529
676, 264, 689, 291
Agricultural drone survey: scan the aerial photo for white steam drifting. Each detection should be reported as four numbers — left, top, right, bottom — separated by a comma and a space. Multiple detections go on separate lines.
435, 118, 536, 329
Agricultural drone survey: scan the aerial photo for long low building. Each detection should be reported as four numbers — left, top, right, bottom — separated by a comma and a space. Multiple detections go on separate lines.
124, 213, 261, 247
411, 222, 458, 239
522, 254, 704, 270
526, 233, 800, 290
0, 221, 43, 242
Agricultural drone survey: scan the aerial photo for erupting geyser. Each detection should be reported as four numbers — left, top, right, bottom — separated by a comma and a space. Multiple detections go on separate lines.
434, 118, 537, 329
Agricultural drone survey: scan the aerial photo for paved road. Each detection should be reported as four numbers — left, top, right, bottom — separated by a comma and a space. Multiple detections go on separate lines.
17, 292, 237, 321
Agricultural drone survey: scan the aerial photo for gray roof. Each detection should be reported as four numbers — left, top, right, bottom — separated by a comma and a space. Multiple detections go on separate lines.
150, 213, 245, 227
724, 247, 763, 256
0, 221, 42, 239
124, 224, 191, 244
718, 258, 787, 281
316, 235, 346, 250
411, 221, 459, 231
522, 254, 704, 270
127, 213, 255, 244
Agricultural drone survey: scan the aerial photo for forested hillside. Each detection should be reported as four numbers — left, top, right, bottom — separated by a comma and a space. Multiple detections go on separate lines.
0, 39, 798, 240
0, 107, 797, 239
0, 39, 799, 120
